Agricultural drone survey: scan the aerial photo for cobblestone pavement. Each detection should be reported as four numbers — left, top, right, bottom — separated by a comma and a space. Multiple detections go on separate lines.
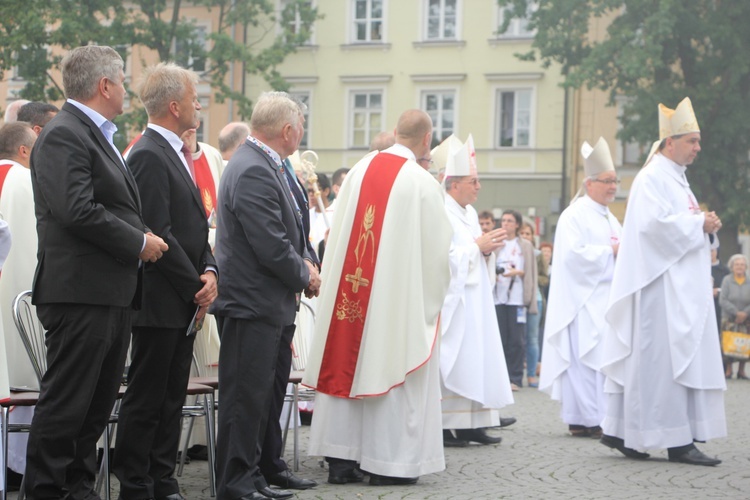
171, 378, 750, 500
11, 379, 749, 500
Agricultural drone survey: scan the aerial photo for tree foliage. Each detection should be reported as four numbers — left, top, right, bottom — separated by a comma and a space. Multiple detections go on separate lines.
498, 0, 750, 239
0, 0, 319, 122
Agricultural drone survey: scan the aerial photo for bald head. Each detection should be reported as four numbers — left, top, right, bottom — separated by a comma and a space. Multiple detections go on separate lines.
219, 121, 250, 160
369, 131, 395, 152
395, 109, 433, 159
4, 99, 31, 123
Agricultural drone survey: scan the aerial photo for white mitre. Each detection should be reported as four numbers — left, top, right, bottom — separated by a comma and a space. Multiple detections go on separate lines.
572, 137, 615, 203
444, 134, 477, 178
581, 137, 615, 178
431, 134, 463, 173
645, 97, 701, 165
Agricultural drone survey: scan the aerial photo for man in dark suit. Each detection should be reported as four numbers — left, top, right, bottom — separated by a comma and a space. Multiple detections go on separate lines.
25, 45, 168, 499
257, 156, 319, 492
212, 91, 320, 500
112, 62, 218, 500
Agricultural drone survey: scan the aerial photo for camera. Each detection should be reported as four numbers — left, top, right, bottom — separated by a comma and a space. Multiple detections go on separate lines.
496, 265, 506, 275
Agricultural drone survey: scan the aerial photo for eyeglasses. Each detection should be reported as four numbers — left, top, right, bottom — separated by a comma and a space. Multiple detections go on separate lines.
592, 178, 621, 185
417, 157, 434, 164
459, 178, 480, 186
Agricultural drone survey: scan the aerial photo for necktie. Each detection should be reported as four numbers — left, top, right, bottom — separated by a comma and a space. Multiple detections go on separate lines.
180, 143, 197, 186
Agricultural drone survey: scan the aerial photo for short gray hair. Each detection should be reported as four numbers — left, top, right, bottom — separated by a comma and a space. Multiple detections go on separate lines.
62, 45, 124, 101
444, 176, 462, 191
728, 253, 747, 272
250, 91, 305, 139
137, 62, 199, 119
0, 122, 35, 158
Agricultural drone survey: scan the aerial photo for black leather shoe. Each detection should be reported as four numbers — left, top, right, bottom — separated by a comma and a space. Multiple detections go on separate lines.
455, 428, 502, 445
257, 486, 293, 499
238, 494, 269, 500
499, 417, 517, 428
600, 434, 650, 459
266, 469, 317, 490
327, 458, 364, 484
443, 429, 468, 447
368, 473, 418, 486
156, 495, 185, 500
668, 446, 721, 466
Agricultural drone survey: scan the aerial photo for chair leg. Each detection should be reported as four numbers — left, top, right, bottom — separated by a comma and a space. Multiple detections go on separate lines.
281, 386, 293, 456
292, 384, 300, 472
102, 427, 111, 500
177, 396, 199, 478
2, 407, 8, 500
203, 394, 216, 498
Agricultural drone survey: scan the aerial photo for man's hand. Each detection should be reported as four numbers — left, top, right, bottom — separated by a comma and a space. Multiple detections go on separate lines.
194, 271, 218, 309
305, 259, 321, 298
703, 211, 722, 234
140, 232, 168, 262
476, 228, 508, 254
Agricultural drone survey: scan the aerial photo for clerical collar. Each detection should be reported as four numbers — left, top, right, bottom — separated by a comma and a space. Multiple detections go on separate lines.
654, 153, 689, 186
581, 194, 609, 216
382, 143, 416, 161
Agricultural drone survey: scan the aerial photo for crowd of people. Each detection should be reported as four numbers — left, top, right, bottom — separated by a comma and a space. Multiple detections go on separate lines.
0, 44, 736, 500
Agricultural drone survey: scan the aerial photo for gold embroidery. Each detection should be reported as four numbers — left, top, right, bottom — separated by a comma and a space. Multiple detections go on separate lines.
344, 204, 376, 294
335, 292, 363, 323
202, 188, 214, 214
345, 267, 370, 293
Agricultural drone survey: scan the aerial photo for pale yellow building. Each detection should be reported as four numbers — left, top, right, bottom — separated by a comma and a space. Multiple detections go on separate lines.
1, 0, 639, 240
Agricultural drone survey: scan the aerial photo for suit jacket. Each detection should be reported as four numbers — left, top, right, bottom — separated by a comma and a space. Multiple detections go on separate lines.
128, 127, 216, 329
283, 158, 319, 265
30, 102, 146, 307
212, 140, 310, 326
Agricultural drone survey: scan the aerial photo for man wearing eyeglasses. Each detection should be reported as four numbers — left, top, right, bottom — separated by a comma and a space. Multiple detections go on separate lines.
539, 137, 622, 439
435, 134, 513, 447
599, 98, 725, 466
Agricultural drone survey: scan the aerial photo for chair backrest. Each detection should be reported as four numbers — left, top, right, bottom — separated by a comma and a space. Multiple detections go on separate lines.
192, 314, 220, 377
291, 297, 316, 371
12, 290, 46, 386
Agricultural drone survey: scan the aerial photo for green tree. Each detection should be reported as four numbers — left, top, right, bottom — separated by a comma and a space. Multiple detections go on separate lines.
1, 0, 319, 124
498, 0, 750, 249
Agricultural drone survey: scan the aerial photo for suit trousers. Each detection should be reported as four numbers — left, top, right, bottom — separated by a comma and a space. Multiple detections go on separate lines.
24, 303, 131, 500
113, 326, 196, 499
215, 316, 283, 500
496, 304, 526, 386
258, 323, 296, 477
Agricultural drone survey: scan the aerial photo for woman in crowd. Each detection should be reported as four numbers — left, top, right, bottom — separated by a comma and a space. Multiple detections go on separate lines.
519, 221, 545, 387
719, 254, 750, 379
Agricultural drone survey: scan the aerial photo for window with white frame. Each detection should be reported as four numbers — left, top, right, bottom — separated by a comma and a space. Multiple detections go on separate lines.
496, 2, 536, 39
175, 25, 208, 72
426, 0, 458, 41
280, 0, 314, 45
422, 90, 455, 147
496, 89, 531, 148
349, 90, 383, 148
290, 90, 311, 149
352, 0, 384, 42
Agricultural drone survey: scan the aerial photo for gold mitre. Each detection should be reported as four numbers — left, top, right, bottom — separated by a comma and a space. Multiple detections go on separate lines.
431, 134, 463, 172
658, 97, 700, 140
581, 137, 615, 178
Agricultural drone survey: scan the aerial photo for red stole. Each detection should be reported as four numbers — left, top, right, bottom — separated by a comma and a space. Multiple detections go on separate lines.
0, 163, 14, 193
193, 153, 217, 220
315, 153, 408, 398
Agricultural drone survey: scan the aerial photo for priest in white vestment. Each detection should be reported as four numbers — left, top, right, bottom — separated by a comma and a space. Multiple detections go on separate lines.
303, 110, 452, 486
540, 137, 622, 438
0, 122, 37, 487
600, 97, 726, 466
435, 134, 513, 447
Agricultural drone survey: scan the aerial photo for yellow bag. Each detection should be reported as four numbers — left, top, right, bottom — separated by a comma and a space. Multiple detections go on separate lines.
722, 330, 750, 360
